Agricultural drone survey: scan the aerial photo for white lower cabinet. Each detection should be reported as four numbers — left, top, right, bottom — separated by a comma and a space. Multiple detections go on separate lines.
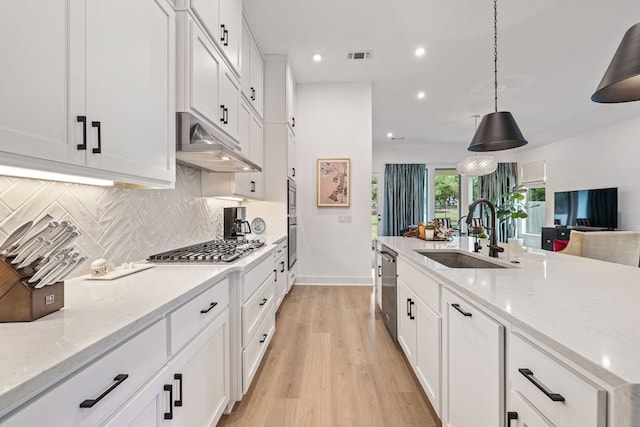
443, 287, 504, 427
396, 259, 442, 417
2, 320, 167, 426
105, 309, 230, 426
507, 332, 606, 427
508, 390, 553, 427
273, 239, 288, 309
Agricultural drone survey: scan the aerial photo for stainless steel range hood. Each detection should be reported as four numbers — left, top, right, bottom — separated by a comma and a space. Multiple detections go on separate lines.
176, 112, 261, 173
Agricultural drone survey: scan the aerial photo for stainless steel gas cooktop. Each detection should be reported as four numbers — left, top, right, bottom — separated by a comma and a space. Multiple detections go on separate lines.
147, 240, 265, 263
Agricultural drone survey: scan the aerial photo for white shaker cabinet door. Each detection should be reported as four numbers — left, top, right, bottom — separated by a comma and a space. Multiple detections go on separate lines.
445, 289, 504, 427
397, 280, 417, 366
249, 113, 264, 199
84, 0, 175, 183
218, 0, 242, 73
0, 0, 82, 165
249, 37, 264, 118
220, 62, 241, 141
415, 297, 442, 417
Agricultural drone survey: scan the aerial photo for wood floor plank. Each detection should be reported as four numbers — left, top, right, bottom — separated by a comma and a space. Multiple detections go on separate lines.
218, 285, 439, 427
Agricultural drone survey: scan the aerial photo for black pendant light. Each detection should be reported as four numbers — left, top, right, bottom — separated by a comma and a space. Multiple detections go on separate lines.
468, 0, 528, 152
592, 22, 640, 103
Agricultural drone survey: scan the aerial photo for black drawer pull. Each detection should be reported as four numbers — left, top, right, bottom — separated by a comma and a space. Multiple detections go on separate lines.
259, 298, 268, 306
292, 167, 295, 177
409, 300, 415, 320
79, 374, 128, 408
406, 298, 411, 317
174, 373, 183, 407
507, 411, 518, 427
280, 261, 285, 273
220, 104, 225, 122
452, 303, 472, 317
377, 265, 382, 277
259, 333, 268, 343
292, 117, 295, 127
200, 302, 218, 314
164, 384, 173, 419
518, 368, 565, 402
91, 121, 101, 154
77, 116, 87, 150
251, 87, 256, 101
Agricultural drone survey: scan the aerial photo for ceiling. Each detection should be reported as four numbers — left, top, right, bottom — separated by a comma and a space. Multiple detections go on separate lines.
243, 0, 640, 150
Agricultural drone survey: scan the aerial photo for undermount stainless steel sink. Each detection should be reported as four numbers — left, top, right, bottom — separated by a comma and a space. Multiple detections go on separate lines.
414, 250, 508, 269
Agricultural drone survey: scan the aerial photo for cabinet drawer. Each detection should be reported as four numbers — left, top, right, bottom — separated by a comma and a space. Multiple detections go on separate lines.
242, 304, 275, 394
509, 333, 606, 427
274, 239, 287, 259
170, 277, 229, 354
3, 320, 167, 427
242, 255, 274, 301
398, 258, 440, 313
242, 274, 274, 347
509, 389, 554, 426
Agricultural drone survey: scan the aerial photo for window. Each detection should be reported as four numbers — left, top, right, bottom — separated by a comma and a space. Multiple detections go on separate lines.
434, 169, 460, 224
525, 187, 546, 235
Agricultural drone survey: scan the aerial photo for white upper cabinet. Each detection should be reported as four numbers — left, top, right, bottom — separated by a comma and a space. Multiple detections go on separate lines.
0, 0, 176, 187
218, 0, 242, 73
264, 55, 295, 132
177, 0, 241, 74
0, 1, 75, 164
241, 17, 264, 118
287, 127, 296, 180
177, 11, 242, 143
84, 0, 175, 184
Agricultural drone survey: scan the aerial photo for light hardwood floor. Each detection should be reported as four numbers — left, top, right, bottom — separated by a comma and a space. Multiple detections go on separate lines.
218, 285, 440, 427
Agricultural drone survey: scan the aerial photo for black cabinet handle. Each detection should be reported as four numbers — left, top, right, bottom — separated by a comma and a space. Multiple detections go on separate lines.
292, 167, 295, 177
409, 300, 415, 320
259, 298, 268, 306
274, 268, 278, 282
507, 411, 518, 427
377, 265, 382, 277
406, 298, 411, 317
220, 24, 227, 45
164, 384, 173, 420
259, 333, 268, 343
174, 373, 183, 407
251, 180, 256, 192
280, 261, 285, 273
91, 121, 101, 154
200, 302, 218, 314
220, 105, 225, 122
79, 374, 128, 408
224, 28, 229, 46
292, 117, 295, 127
518, 368, 565, 402
225, 107, 229, 124
251, 87, 256, 101
77, 116, 87, 150
452, 303, 472, 317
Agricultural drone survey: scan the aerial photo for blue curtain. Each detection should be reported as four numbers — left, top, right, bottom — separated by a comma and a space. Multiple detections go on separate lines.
478, 162, 518, 242
383, 164, 426, 236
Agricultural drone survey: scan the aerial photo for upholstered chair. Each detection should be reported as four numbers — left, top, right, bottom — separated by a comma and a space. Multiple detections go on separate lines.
558, 230, 640, 267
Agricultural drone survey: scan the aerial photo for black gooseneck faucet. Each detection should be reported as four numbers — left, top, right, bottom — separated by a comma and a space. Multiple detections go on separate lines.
466, 198, 505, 258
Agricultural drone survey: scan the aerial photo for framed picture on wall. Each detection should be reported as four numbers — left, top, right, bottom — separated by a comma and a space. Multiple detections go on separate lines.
317, 158, 350, 207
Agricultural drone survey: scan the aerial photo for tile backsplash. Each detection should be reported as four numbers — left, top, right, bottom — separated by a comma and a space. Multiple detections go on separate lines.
0, 165, 231, 273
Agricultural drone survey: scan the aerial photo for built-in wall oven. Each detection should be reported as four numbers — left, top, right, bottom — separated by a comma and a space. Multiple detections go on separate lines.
287, 179, 297, 268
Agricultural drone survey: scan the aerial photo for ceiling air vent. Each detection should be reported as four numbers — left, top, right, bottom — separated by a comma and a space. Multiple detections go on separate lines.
347, 51, 373, 60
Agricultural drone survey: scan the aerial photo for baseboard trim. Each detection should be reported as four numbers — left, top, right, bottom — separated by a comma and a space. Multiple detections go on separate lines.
296, 275, 373, 286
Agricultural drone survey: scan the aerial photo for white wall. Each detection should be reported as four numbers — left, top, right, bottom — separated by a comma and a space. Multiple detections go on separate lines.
515, 115, 640, 232
296, 82, 373, 284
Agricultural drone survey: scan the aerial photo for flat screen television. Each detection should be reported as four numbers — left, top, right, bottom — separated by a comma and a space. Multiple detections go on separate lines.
554, 187, 618, 229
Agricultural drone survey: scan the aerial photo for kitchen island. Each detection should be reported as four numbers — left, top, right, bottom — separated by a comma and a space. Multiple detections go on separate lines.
0, 238, 284, 425
378, 236, 640, 427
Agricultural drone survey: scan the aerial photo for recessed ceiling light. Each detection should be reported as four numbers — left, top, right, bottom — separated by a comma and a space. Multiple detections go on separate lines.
312, 53, 323, 62
415, 47, 426, 57
417, 91, 426, 99
387, 132, 393, 138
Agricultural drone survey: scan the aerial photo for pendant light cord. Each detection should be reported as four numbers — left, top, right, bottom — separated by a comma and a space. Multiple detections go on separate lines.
494, 0, 498, 112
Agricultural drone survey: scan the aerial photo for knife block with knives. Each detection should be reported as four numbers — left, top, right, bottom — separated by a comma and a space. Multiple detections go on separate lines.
0, 257, 64, 322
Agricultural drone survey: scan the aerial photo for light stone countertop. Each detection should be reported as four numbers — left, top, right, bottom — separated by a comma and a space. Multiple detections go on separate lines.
0, 241, 280, 418
378, 236, 640, 420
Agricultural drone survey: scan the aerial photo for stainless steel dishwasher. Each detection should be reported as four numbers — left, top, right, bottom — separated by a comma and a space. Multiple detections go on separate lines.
380, 245, 397, 340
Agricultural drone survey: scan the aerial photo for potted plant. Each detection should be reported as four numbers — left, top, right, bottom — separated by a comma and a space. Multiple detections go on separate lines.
495, 191, 529, 243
